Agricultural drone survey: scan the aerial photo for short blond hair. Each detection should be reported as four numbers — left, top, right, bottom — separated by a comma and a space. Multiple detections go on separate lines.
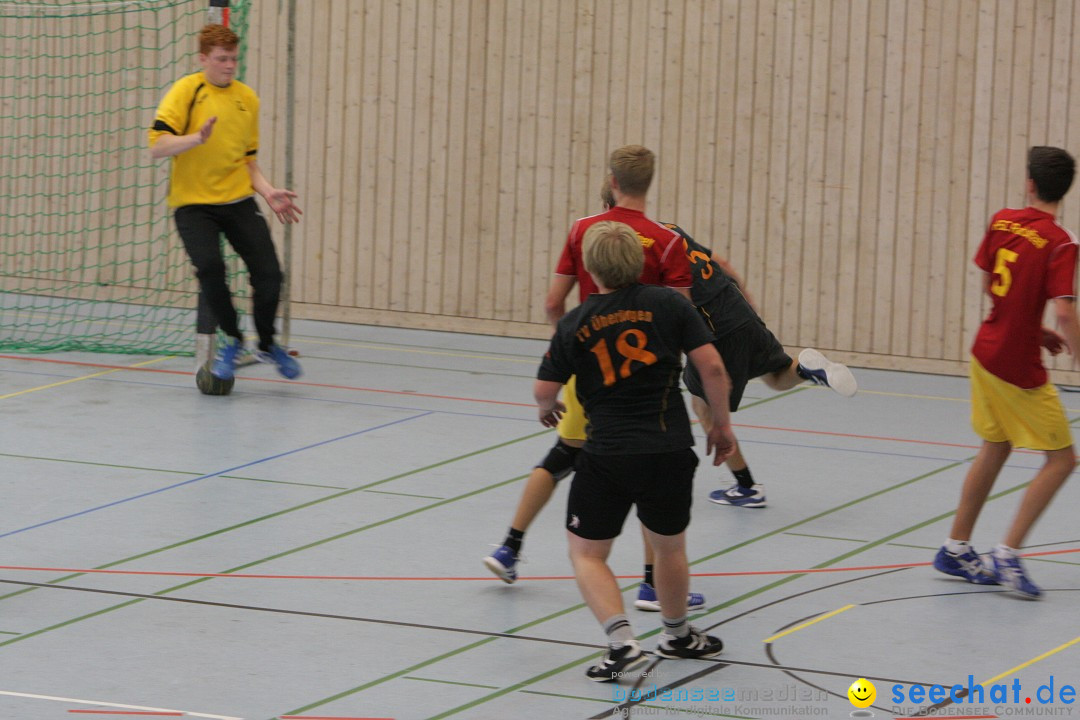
583, 221, 643, 289
199, 24, 238, 55
609, 145, 654, 197
599, 177, 615, 209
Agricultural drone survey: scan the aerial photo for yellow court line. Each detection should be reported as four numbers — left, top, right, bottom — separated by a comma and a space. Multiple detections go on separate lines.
763, 604, 855, 644
855, 389, 966, 403
293, 337, 539, 364
0, 356, 175, 401
979, 634, 1080, 686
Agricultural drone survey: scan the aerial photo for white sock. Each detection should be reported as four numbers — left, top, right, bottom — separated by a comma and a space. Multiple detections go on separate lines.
662, 615, 690, 639
944, 538, 970, 554
602, 614, 634, 649
993, 543, 1018, 559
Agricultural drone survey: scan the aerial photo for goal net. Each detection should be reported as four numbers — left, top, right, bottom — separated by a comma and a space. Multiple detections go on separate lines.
0, 0, 250, 355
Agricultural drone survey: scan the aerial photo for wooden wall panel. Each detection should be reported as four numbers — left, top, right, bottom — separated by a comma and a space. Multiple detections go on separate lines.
239, 0, 1080, 384
12, 1, 1080, 382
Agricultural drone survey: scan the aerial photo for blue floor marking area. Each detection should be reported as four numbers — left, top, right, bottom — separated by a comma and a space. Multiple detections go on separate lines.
0, 411, 433, 540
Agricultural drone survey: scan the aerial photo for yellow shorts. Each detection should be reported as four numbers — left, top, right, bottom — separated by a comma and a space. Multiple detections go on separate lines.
970, 356, 1072, 451
556, 375, 588, 442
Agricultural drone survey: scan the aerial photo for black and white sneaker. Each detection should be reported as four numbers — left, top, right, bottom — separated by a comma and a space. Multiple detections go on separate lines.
585, 640, 649, 682
797, 348, 857, 397
655, 627, 724, 660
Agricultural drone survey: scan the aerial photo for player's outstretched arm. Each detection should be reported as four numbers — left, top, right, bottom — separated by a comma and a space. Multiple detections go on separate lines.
247, 160, 302, 224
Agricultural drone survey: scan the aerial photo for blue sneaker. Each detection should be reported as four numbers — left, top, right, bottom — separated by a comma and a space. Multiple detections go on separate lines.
797, 348, 857, 397
210, 337, 242, 380
933, 546, 998, 585
256, 343, 302, 379
709, 483, 766, 508
634, 582, 706, 612
483, 545, 519, 584
991, 552, 1042, 599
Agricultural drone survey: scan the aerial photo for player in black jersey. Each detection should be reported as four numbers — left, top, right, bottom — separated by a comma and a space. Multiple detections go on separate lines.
535, 220, 733, 681
591, 179, 858, 510
673, 221, 857, 506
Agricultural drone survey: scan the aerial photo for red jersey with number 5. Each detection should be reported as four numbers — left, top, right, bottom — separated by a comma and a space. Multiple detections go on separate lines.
972, 207, 1078, 388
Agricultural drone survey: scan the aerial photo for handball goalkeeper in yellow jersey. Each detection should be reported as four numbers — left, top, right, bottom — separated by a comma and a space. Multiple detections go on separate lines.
149, 23, 301, 381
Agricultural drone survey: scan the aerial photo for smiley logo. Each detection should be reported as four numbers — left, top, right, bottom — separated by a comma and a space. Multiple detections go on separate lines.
848, 678, 876, 708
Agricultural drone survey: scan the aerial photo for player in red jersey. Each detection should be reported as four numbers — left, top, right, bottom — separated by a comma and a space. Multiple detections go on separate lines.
935, 146, 1080, 598
484, 146, 706, 613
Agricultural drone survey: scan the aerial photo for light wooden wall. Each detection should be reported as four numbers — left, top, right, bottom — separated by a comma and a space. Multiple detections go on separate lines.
9, 1, 1080, 380
243, 0, 1080, 381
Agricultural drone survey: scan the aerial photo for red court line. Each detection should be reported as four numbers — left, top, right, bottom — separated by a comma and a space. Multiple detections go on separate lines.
0, 354, 531, 407
4, 354, 1023, 451
4, 355, 1020, 450
3, 548, 1075, 582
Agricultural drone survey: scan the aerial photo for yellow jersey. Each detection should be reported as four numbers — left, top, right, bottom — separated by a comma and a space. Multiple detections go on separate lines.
149, 72, 259, 207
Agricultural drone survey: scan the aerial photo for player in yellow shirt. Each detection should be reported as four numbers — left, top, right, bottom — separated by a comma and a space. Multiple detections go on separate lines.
149, 24, 301, 381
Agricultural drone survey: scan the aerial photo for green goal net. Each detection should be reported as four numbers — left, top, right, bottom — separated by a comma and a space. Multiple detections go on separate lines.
0, 0, 250, 355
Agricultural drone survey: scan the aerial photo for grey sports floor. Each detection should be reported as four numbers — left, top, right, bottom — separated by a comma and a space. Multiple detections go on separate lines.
2, 319, 1079, 720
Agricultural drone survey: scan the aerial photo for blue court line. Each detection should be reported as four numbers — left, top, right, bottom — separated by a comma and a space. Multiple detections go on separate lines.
0, 412, 432, 540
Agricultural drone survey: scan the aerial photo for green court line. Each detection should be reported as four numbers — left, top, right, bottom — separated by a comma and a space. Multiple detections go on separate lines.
0, 429, 552, 606
0, 472, 533, 650
886, 542, 938, 550
1029, 557, 1080, 567
416, 471, 1040, 720
735, 385, 808, 411
274, 458, 973, 718
517, 690, 752, 718
221, 476, 348, 490
404, 677, 500, 690
784, 531, 868, 543
362, 489, 446, 500
690, 460, 967, 567
515, 689, 611, 701
0, 631, 19, 636
0, 452, 348, 490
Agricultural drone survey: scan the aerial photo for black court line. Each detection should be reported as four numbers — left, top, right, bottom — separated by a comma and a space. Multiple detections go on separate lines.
0, 576, 947, 694
590, 567, 936, 719
0, 578, 596, 649
766, 587, 1080, 718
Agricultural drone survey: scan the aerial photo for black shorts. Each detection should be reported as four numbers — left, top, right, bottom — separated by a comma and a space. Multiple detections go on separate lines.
683, 319, 792, 411
566, 448, 698, 540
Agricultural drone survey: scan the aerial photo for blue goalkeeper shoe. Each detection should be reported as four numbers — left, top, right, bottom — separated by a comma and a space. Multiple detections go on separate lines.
210, 337, 242, 380
256, 343, 302, 379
